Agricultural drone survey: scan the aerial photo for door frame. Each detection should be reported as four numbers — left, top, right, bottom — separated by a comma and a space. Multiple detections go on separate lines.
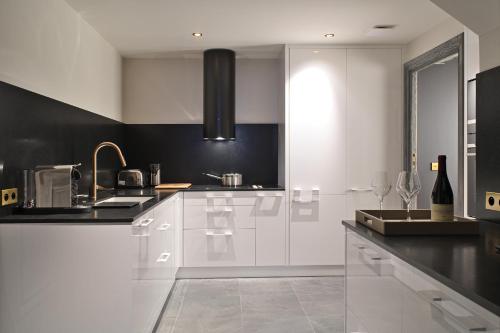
403, 33, 465, 214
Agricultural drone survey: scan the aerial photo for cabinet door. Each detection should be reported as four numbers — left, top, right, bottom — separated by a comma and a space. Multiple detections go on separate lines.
255, 191, 286, 266
289, 48, 347, 195
290, 195, 345, 265
345, 48, 403, 218
345, 231, 404, 333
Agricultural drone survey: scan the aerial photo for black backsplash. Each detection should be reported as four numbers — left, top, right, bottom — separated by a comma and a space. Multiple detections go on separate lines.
0, 81, 278, 215
0, 81, 124, 214
124, 124, 278, 185
476, 66, 500, 221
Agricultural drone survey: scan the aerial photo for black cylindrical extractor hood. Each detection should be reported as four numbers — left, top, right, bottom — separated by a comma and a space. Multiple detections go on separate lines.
203, 49, 235, 140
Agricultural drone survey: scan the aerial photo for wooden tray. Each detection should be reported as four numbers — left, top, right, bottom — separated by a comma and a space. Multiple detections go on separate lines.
155, 183, 192, 189
355, 210, 479, 236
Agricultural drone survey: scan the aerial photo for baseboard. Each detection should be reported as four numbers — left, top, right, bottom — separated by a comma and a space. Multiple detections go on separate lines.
176, 265, 344, 279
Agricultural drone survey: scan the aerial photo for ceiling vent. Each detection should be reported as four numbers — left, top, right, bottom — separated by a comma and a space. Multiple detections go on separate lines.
366, 24, 397, 37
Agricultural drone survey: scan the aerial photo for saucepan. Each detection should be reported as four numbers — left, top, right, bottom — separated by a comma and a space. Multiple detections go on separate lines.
203, 173, 243, 186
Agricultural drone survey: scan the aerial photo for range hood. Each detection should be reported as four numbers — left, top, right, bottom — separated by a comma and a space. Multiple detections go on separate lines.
203, 49, 235, 140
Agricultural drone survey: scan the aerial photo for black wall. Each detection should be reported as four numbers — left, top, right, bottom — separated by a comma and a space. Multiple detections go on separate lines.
0, 81, 279, 215
124, 124, 278, 185
476, 66, 500, 221
0, 81, 124, 214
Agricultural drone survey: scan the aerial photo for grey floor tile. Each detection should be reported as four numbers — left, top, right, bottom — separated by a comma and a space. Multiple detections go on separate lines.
238, 278, 294, 295
298, 296, 344, 317
290, 277, 344, 298
185, 279, 240, 298
242, 315, 315, 333
156, 316, 176, 333
308, 314, 344, 333
241, 293, 305, 318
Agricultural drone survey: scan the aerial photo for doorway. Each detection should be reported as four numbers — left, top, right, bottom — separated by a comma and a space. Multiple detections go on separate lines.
404, 34, 464, 215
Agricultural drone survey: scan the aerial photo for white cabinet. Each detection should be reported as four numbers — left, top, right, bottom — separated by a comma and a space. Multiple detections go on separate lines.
345, 48, 403, 218
183, 190, 285, 267
345, 229, 500, 333
184, 228, 256, 267
290, 195, 345, 265
0, 194, 182, 333
255, 191, 286, 266
287, 47, 403, 266
289, 48, 347, 195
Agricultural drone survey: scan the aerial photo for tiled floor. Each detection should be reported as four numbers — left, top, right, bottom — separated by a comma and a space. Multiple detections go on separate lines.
156, 277, 344, 333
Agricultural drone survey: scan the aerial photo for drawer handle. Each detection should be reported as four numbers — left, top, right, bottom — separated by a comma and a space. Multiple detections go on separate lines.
355, 244, 383, 260
206, 207, 233, 213
256, 192, 284, 197
292, 187, 320, 203
206, 231, 233, 236
206, 193, 232, 198
139, 218, 154, 227
157, 223, 171, 231
156, 252, 171, 263
427, 296, 493, 332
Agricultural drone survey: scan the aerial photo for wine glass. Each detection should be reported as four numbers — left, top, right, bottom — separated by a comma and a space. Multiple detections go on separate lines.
371, 171, 392, 218
396, 170, 422, 221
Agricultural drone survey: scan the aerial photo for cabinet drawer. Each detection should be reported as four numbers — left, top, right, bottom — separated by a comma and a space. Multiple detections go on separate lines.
183, 229, 255, 267
394, 257, 500, 333
184, 191, 256, 206
184, 205, 255, 229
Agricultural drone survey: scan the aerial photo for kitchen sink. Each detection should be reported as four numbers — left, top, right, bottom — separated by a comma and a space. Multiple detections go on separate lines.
97, 196, 154, 204
93, 196, 155, 208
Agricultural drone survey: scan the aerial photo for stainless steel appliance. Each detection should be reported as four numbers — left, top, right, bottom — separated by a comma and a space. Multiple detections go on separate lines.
117, 169, 145, 188
203, 173, 243, 186
150, 163, 161, 186
34, 164, 81, 207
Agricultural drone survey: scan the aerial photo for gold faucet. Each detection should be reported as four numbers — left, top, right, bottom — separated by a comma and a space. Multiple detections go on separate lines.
92, 142, 127, 200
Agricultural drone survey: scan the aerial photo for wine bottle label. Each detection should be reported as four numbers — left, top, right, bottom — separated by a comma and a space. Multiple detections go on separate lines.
431, 204, 454, 221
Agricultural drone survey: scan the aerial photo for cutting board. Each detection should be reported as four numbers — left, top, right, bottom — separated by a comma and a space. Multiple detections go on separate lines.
155, 183, 192, 189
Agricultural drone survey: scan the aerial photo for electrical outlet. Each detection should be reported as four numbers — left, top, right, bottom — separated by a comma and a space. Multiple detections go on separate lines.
1, 188, 18, 206
486, 192, 500, 211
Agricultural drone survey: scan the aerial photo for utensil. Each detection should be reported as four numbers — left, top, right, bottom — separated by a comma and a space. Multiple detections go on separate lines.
20, 169, 35, 208
371, 171, 392, 217
396, 170, 422, 221
203, 173, 242, 186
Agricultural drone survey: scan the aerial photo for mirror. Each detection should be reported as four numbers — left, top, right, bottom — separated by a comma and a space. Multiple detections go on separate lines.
404, 34, 464, 215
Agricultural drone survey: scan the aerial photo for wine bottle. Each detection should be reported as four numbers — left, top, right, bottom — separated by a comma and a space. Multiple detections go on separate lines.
431, 155, 454, 221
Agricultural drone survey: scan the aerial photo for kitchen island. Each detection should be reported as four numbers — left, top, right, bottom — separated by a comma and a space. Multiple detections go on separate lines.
343, 219, 500, 332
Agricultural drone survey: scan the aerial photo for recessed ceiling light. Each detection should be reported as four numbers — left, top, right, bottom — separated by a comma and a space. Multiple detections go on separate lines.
373, 25, 396, 30
313, 50, 320, 54
324, 33, 335, 38
192, 32, 203, 38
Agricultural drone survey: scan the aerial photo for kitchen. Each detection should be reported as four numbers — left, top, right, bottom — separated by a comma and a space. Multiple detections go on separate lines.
1, 0, 500, 332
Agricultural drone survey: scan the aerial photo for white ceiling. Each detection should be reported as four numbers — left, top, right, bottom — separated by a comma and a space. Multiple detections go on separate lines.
65, 0, 450, 58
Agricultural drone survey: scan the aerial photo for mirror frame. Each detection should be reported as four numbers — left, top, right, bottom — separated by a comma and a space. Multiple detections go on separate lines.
403, 33, 465, 214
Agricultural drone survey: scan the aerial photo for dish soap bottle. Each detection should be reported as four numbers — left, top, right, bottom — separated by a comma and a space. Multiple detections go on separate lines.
431, 155, 454, 221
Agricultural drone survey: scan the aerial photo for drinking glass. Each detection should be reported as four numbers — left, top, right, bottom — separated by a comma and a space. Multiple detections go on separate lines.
396, 170, 422, 221
371, 171, 392, 217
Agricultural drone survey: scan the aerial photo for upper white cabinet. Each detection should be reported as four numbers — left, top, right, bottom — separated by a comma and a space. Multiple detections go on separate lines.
345, 48, 403, 217
289, 48, 347, 195
287, 46, 403, 266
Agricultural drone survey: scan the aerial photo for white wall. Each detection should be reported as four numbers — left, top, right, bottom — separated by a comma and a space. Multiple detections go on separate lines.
123, 58, 280, 124
480, 26, 500, 71
403, 17, 464, 63
0, 0, 122, 121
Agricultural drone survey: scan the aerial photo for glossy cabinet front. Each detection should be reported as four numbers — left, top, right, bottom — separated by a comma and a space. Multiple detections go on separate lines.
0, 193, 181, 333
345, 229, 500, 333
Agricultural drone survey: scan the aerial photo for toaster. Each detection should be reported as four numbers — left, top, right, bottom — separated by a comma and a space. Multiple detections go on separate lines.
117, 169, 145, 188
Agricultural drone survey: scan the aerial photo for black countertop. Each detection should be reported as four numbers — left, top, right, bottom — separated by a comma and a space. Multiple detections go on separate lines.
343, 219, 500, 317
184, 184, 284, 191
0, 185, 284, 224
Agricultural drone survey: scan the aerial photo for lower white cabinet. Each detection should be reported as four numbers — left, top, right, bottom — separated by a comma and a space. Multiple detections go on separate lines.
345, 229, 500, 333
183, 190, 285, 267
0, 193, 181, 333
183, 228, 256, 267
290, 195, 345, 265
